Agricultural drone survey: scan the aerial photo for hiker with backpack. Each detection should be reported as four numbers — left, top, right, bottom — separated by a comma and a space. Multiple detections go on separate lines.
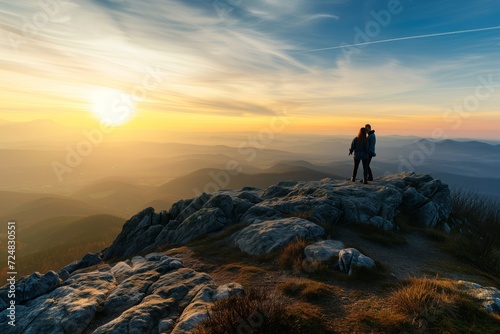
365, 124, 376, 181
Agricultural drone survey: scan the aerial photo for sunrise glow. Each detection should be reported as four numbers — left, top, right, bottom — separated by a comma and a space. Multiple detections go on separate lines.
0, 1, 499, 139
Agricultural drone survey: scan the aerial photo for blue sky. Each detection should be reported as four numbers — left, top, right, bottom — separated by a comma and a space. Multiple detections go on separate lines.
1, 0, 499, 137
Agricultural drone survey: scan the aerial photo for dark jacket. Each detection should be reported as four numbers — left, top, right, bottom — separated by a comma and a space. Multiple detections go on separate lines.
350, 137, 368, 160
367, 130, 376, 157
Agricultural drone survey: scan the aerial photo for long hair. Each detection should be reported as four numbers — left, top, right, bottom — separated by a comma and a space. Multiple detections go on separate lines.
357, 127, 368, 146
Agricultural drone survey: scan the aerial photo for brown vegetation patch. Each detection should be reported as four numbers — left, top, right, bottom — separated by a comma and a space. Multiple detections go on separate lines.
195, 288, 331, 334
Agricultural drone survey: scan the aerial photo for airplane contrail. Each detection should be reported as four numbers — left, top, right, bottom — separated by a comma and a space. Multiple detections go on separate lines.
293, 25, 500, 54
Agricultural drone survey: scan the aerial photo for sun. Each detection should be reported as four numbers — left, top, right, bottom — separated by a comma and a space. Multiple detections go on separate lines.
90, 88, 136, 126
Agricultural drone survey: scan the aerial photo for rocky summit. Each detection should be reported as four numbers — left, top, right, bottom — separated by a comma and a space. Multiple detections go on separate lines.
1, 172, 499, 333
101, 172, 452, 260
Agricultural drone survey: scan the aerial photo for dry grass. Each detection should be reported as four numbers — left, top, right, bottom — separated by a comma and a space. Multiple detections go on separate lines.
390, 277, 458, 321
278, 279, 338, 303
340, 277, 500, 333
277, 238, 307, 273
195, 288, 331, 334
384, 277, 500, 333
216, 263, 267, 285
446, 189, 500, 277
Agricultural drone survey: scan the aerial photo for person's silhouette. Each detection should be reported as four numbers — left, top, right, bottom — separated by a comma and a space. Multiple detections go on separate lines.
349, 127, 369, 184
365, 124, 376, 181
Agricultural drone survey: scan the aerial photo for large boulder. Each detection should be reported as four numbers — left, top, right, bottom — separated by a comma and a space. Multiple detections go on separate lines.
0, 271, 116, 334
379, 173, 451, 227
0, 271, 61, 310
233, 217, 325, 255
156, 207, 230, 245
102, 207, 166, 260
103, 271, 160, 314
338, 248, 376, 275
175, 193, 212, 223
457, 281, 500, 315
240, 205, 283, 225
367, 216, 395, 231
304, 240, 345, 262
0, 256, 242, 334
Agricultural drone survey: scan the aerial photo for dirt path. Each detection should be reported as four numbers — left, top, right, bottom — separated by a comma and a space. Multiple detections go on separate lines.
167, 227, 492, 286
335, 226, 491, 284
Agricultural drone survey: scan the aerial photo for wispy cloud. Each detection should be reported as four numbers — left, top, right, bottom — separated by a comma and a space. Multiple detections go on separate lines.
1, 0, 499, 132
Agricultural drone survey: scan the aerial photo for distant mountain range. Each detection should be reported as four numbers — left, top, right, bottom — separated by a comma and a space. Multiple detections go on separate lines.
0, 123, 498, 280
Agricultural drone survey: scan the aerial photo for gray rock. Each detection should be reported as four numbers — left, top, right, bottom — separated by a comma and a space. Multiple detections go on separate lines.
102, 207, 161, 260
158, 319, 175, 333
380, 173, 451, 227
367, 216, 395, 231
93, 294, 178, 334
147, 268, 214, 302
417, 179, 442, 198
171, 285, 214, 334
262, 196, 342, 225
104, 271, 160, 314
110, 261, 133, 283
58, 270, 70, 282
402, 187, 428, 209
338, 248, 376, 275
131, 255, 147, 266
213, 282, 245, 301
203, 193, 234, 220
261, 185, 291, 199
457, 281, 500, 315
240, 205, 283, 225
59, 261, 79, 276
442, 223, 451, 234
100, 172, 452, 269
169, 198, 193, 220
330, 184, 402, 226
415, 201, 440, 228
0, 253, 238, 334
77, 252, 102, 269
116, 269, 214, 334
304, 240, 345, 262
277, 180, 300, 187
234, 218, 325, 255
130, 256, 183, 276
429, 184, 451, 221
231, 197, 254, 222
175, 193, 212, 223
0, 271, 116, 334
158, 207, 230, 245
0, 271, 61, 311
237, 191, 262, 204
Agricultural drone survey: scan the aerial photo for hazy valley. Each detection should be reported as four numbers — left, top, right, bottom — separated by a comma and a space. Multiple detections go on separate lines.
1, 120, 499, 281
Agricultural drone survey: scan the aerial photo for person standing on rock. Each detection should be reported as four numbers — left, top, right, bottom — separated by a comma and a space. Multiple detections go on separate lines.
349, 127, 369, 184
365, 124, 376, 181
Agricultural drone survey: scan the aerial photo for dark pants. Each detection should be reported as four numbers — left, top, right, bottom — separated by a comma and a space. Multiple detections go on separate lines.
367, 155, 373, 180
352, 158, 369, 180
